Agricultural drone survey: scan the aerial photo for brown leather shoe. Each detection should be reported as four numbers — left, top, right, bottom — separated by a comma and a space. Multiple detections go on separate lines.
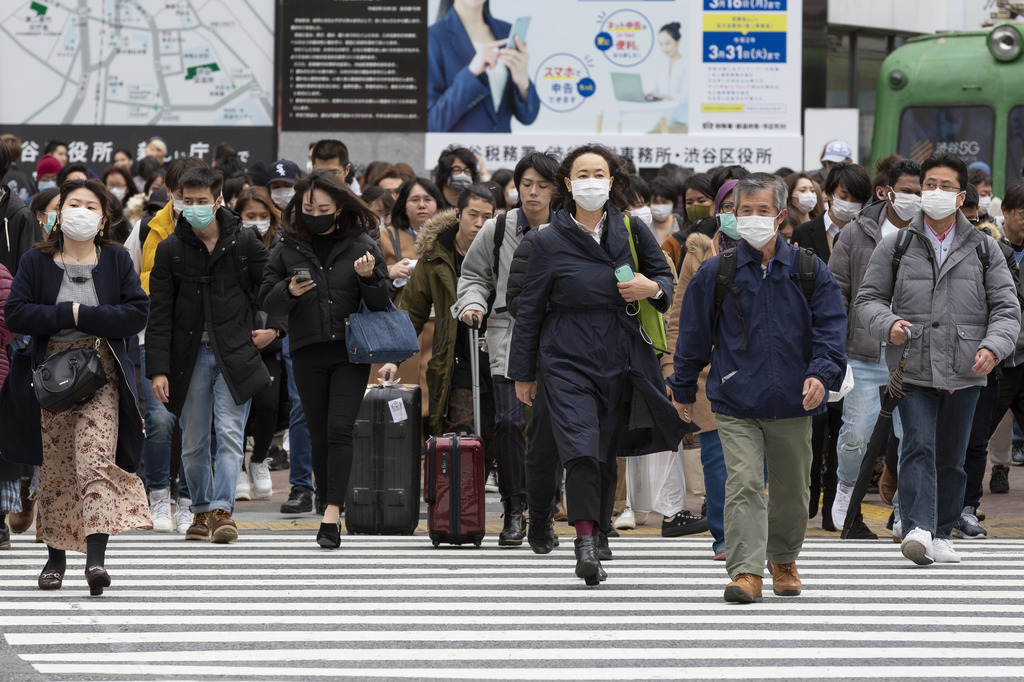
724, 573, 763, 603
185, 512, 212, 541
8, 478, 34, 533
38, 568, 64, 590
210, 510, 238, 544
879, 463, 897, 505
768, 560, 802, 596
553, 501, 568, 522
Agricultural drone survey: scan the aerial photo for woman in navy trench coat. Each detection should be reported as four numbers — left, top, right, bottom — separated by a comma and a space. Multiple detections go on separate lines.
508, 144, 690, 586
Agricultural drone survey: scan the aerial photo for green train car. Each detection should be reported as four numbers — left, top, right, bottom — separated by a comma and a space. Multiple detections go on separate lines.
871, 22, 1024, 195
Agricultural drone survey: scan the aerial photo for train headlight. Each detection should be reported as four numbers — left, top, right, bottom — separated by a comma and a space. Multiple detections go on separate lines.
989, 24, 1023, 62
889, 70, 906, 89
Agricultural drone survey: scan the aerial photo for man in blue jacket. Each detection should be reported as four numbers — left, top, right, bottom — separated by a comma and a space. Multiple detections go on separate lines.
669, 173, 847, 604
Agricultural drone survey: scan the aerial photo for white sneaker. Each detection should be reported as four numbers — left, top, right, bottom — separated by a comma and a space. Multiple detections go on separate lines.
173, 498, 192, 534
932, 537, 961, 563
831, 482, 853, 530
900, 527, 934, 565
892, 519, 902, 542
250, 459, 273, 500
614, 507, 636, 530
149, 488, 173, 533
484, 470, 499, 493
235, 471, 251, 501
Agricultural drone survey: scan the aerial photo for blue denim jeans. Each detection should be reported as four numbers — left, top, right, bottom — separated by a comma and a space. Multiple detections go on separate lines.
178, 346, 252, 514
699, 430, 726, 555
282, 336, 314, 491
837, 358, 892, 488
139, 345, 188, 499
897, 385, 980, 539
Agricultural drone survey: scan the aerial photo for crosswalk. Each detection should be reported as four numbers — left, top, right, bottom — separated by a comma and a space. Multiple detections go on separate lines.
2, 533, 1024, 680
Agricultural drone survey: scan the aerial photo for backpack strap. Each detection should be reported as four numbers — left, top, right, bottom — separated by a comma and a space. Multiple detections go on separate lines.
139, 214, 154, 248
890, 228, 915, 284
385, 226, 402, 262
712, 247, 747, 351
790, 247, 818, 304
487, 212, 509, 314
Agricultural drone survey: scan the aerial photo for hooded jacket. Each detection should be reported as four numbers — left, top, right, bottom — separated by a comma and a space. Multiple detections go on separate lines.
856, 212, 1021, 390
146, 208, 270, 415
0, 187, 41, 277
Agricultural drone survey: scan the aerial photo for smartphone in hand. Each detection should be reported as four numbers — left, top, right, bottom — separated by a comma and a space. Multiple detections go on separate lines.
293, 268, 312, 283
614, 265, 635, 283
507, 16, 530, 51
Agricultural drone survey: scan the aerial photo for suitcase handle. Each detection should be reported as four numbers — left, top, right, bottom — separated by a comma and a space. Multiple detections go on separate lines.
469, 325, 481, 437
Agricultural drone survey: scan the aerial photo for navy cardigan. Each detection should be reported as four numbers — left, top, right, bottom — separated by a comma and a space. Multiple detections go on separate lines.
0, 245, 150, 471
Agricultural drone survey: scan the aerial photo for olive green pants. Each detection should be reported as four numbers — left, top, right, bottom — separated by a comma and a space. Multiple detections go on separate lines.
716, 414, 813, 579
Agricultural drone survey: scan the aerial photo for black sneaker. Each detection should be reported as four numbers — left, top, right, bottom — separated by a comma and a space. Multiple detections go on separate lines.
990, 464, 1010, 494
280, 486, 313, 514
1013, 441, 1024, 466
662, 510, 709, 537
0, 519, 10, 550
843, 514, 878, 539
267, 445, 290, 471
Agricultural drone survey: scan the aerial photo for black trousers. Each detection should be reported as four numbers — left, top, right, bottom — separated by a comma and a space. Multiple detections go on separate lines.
246, 353, 284, 466
290, 341, 371, 508
524, 376, 563, 517
964, 364, 1024, 509
810, 401, 842, 512
564, 456, 618, 528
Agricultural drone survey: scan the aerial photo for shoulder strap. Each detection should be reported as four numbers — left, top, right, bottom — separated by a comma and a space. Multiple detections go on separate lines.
624, 215, 642, 271
386, 226, 402, 262
487, 212, 509, 314
139, 214, 153, 247
891, 228, 915, 283
790, 247, 817, 304
712, 247, 747, 351
975, 238, 990, 271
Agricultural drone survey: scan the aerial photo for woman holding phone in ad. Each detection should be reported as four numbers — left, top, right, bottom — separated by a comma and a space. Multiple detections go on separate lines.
428, 0, 541, 133
645, 22, 689, 133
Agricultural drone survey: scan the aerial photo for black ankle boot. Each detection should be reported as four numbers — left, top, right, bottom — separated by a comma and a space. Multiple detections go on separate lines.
499, 495, 526, 547
527, 507, 554, 554
317, 521, 341, 549
574, 536, 602, 586
597, 531, 613, 561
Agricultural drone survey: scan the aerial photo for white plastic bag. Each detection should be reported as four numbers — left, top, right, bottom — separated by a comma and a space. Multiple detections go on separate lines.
828, 363, 855, 403
627, 449, 687, 518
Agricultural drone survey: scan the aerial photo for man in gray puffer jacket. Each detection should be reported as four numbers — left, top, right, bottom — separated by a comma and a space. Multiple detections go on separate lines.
857, 154, 1021, 567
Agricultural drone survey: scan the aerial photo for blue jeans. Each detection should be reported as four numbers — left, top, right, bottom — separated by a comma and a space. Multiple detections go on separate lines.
282, 336, 314, 491
897, 385, 980, 539
139, 345, 188, 499
178, 346, 251, 514
699, 430, 726, 555
837, 358, 892, 488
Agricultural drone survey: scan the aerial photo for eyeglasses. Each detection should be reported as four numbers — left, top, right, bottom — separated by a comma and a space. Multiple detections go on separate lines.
921, 181, 962, 192
449, 165, 470, 175
719, 202, 735, 212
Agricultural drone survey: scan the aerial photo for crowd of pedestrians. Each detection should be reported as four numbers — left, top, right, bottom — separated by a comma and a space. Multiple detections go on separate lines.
0, 131, 1021, 601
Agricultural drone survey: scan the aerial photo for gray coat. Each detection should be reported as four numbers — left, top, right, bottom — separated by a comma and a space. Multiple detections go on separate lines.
829, 200, 889, 363
452, 209, 543, 379
856, 213, 1021, 391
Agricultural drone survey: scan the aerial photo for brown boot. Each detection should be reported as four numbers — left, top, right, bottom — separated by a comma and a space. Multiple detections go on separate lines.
724, 573, 763, 603
185, 512, 212, 541
768, 560, 802, 596
879, 463, 897, 505
210, 510, 238, 544
8, 478, 35, 533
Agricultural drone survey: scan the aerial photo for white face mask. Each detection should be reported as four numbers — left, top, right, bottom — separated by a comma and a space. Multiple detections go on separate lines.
920, 188, 960, 220
830, 197, 862, 221
650, 203, 674, 221
245, 220, 272, 236
109, 186, 127, 201
506, 188, 519, 205
629, 206, 653, 226
888, 191, 921, 222
796, 192, 817, 212
271, 187, 295, 209
60, 207, 103, 242
172, 198, 185, 216
736, 213, 780, 248
570, 178, 610, 212
979, 195, 992, 215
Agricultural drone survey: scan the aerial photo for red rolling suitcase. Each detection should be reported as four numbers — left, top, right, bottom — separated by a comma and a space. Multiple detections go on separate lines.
424, 325, 486, 547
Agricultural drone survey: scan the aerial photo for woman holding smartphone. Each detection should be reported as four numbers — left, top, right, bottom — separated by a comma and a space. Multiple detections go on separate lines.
427, 0, 541, 133
258, 171, 391, 550
507, 145, 688, 586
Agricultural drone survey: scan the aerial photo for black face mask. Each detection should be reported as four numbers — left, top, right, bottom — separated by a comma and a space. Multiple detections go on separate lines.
304, 212, 335, 235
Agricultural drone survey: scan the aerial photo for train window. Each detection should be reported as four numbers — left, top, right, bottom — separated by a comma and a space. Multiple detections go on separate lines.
897, 105, 994, 169
1007, 106, 1024, 189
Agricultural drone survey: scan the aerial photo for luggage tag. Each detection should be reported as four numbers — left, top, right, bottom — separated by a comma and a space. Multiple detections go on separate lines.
388, 398, 408, 423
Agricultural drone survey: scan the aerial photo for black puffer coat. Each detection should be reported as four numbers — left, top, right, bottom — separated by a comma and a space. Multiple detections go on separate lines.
258, 229, 390, 353
146, 208, 270, 415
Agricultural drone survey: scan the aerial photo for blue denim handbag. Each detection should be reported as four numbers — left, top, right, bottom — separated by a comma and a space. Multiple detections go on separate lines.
345, 300, 420, 364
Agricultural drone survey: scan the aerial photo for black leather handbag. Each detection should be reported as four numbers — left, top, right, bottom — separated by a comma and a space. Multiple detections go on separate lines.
31, 339, 107, 414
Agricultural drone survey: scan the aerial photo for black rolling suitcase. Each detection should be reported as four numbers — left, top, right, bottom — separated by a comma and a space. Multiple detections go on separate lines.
345, 382, 422, 535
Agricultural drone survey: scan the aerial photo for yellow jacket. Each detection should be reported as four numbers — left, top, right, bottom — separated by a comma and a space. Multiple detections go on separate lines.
139, 202, 176, 294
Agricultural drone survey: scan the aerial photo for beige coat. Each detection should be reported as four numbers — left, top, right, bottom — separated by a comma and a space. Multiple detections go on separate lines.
661, 232, 718, 434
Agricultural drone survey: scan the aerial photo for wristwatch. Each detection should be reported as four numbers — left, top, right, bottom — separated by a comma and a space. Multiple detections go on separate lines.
652, 287, 664, 300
